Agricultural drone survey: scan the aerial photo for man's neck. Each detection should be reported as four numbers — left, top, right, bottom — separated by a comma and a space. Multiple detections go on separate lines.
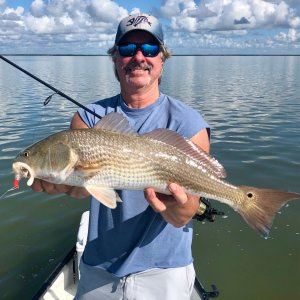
121, 85, 160, 109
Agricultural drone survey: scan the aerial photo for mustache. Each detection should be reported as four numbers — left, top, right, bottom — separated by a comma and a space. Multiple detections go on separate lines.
123, 62, 152, 73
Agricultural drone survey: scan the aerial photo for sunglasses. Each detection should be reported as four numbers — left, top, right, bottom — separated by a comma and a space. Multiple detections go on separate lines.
117, 43, 160, 57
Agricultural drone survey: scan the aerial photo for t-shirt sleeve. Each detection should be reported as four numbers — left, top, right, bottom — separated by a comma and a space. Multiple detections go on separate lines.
77, 96, 119, 128
176, 106, 210, 140
78, 104, 99, 128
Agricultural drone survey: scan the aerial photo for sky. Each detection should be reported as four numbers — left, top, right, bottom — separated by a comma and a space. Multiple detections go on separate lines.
0, 0, 299, 54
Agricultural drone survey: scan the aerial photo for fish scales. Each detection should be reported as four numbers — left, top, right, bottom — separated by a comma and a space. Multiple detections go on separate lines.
68, 130, 164, 189
69, 130, 217, 192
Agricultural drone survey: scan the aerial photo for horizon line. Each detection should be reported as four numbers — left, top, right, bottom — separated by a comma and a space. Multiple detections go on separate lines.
1, 53, 300, 57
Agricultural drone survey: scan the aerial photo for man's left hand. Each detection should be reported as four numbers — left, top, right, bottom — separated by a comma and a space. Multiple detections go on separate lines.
144, 183, 200, 227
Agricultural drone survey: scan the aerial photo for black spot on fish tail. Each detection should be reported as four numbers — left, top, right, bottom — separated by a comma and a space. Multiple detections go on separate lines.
237, 186, 299, 238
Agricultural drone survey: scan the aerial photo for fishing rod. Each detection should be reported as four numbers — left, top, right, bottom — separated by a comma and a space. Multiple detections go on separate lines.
0, 55, 102, 120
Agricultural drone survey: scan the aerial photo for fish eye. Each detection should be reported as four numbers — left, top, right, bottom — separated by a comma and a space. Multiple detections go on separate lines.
23, 151, 29, 157
247, 192, 253, 198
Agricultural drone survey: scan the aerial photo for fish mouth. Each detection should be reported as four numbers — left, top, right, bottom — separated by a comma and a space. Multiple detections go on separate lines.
12, 162, 35, 186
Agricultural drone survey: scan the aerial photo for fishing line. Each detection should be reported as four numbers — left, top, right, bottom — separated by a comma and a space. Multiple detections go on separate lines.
0, 187, 18, 200
0, 55, 102, 120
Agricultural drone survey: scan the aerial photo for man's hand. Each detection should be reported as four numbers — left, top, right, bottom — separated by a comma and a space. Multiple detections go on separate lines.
144, 183, 200, 227
31, 179, 90, 198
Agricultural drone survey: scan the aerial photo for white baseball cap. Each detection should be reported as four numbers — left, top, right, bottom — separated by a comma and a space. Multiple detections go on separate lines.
115, 13, 164, 45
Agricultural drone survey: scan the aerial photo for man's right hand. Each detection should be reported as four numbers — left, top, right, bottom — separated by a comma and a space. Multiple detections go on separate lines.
31, 178, 90, 198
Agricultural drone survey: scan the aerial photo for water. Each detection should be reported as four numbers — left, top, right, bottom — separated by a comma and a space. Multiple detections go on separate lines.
0, 55, 299, 299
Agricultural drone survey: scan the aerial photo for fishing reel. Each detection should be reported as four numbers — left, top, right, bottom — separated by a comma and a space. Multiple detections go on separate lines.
193, 198, 225, 222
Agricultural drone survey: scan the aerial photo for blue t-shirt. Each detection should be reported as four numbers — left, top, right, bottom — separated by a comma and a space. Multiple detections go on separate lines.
78, 93, 209, 277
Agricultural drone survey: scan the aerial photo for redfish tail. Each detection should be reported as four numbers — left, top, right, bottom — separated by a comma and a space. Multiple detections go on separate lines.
237, 186, 299, 238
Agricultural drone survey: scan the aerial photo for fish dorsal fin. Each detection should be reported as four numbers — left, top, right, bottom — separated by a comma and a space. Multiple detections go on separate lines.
85, 186, 122, 209
93, 112, 137, 135
143, 129, 227, 178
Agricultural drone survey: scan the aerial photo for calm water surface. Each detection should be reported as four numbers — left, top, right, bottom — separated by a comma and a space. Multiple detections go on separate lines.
0, 56, 299, 299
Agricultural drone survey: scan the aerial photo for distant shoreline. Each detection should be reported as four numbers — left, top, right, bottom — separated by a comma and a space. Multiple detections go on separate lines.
1, 54, 300, 57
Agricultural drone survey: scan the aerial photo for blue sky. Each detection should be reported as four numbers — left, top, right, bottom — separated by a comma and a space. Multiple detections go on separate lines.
0, 0, 299, 54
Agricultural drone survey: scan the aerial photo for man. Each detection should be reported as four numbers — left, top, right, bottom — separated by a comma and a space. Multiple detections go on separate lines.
32, 13, 210, 300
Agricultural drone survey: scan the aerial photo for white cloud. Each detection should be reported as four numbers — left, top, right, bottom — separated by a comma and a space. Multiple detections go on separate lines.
157, 0, 300, 54
275, 28, 299, 42
161, 0, 196, 17
2, 6, 24, 20
45, 0, 68, 17
24, 15, 55, 34
31, 0, 43, 8
59, 14, 74, 27
273, 1, 289, 24
0, 0, 130, 52
30, 0, 45, 17
289, 16, 300, 28
130, 7, 141, 15
87, 0, 128, 23
163, 0, 300, 31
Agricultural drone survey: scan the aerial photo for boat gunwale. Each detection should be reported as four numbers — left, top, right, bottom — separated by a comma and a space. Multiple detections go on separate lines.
32, 246, 77, 300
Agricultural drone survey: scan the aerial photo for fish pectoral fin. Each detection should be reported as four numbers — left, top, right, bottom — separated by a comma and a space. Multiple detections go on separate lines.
85, 186, 122, 209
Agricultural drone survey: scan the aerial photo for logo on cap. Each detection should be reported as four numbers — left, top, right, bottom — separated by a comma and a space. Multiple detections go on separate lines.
126, 15, 152, 28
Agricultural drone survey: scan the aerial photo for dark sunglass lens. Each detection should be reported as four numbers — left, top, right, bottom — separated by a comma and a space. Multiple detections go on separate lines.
118, 44, 137, 56
141, 44, 159, 57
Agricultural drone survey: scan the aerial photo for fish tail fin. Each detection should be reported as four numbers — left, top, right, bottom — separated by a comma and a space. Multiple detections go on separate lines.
237, 186, 299, 238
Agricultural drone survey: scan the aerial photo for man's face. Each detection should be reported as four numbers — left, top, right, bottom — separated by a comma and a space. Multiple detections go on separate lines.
115, 31, 163, 91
